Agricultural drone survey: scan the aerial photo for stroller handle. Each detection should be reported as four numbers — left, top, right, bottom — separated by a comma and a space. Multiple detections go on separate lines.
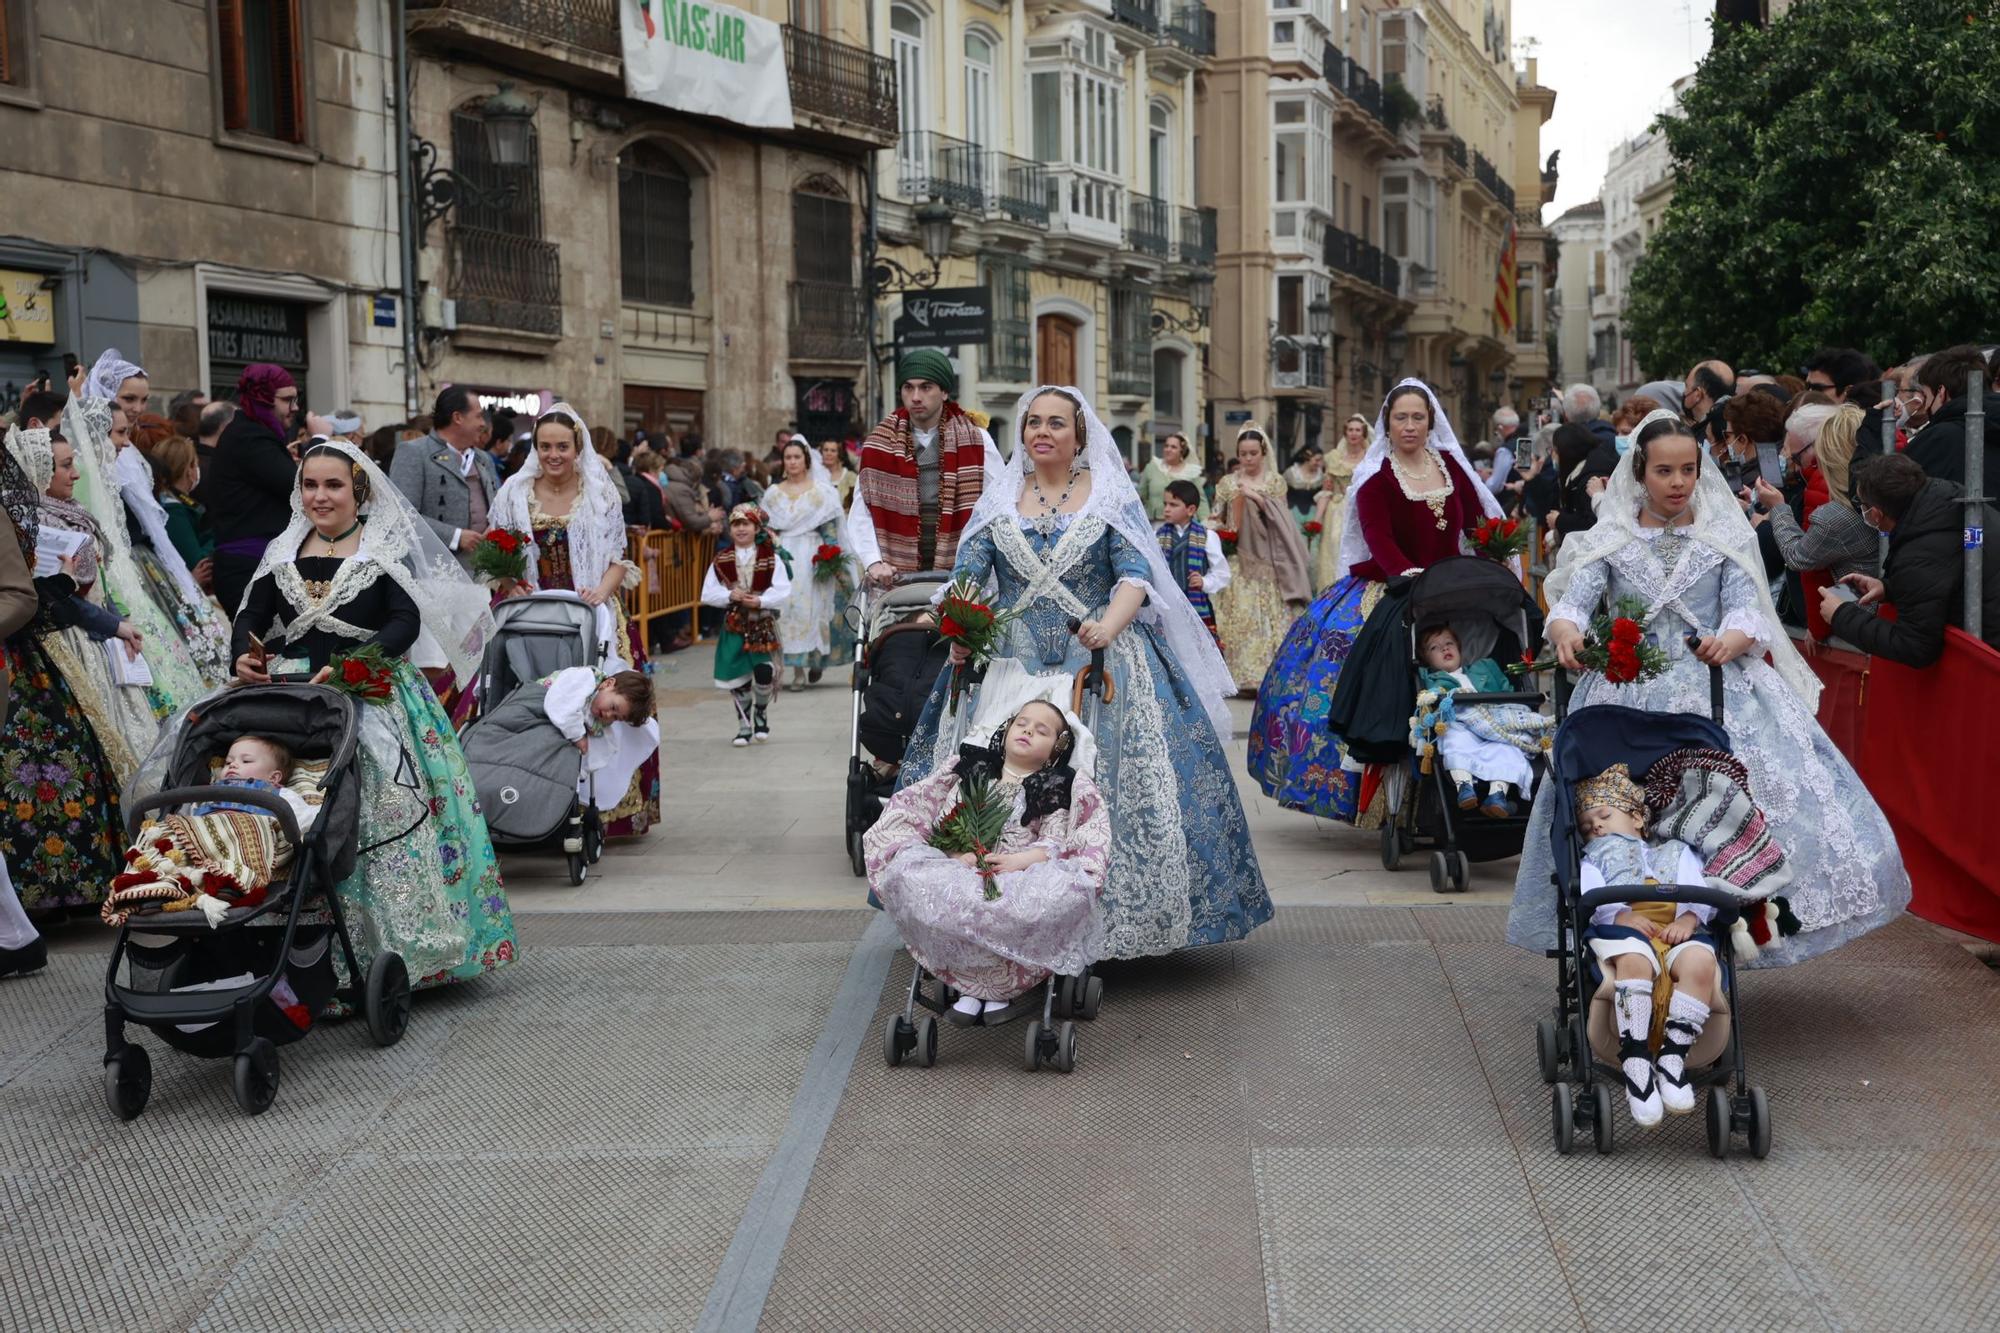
125, 783, 303, 849
1681, 634, 1727, 725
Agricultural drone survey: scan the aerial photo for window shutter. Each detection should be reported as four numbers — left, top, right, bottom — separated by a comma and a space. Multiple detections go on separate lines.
217, 0, 248, 130
270, 0, 305, 143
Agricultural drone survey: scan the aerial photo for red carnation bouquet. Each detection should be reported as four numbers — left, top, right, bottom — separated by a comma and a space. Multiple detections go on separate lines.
326, 643, 395, 704
1214, 527, 1239, 555
811, 541, 851, 589
1303, 520, 1323, 536
1509, 596, 1668, 686
470, 527, 529, 587
1469, 516, 1530, 562
936, 573, 1021, 713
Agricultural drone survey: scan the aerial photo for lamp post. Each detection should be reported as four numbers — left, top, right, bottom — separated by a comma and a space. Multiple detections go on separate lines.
870, 201, 956, 292
408, 82, 540, 248
1152, 271, 1212, 335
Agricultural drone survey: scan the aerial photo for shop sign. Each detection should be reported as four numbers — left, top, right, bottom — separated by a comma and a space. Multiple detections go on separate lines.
0, 270, 56, 346
892, 288, 992, 350
208, 295, 308, 367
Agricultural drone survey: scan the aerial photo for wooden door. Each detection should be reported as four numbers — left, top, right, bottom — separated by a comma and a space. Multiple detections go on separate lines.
623, 385, 705, 446
1036, 314, 1078, 388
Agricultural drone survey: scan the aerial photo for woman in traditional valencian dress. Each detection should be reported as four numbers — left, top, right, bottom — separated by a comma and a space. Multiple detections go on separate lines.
1507, 413, 1909, 965
1249, 380, 1507, 823
230, 441, 516, 991
1307, 414, 1370, 591
0, 426, 127, 916
1137, 431, 1205, 522
897, 386, 1272, 960
487, 406, 657, 838
764, 435, 856, 690
1209, 424, 1312, 691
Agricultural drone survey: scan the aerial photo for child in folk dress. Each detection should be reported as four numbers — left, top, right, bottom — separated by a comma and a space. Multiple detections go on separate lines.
700, 504, 792, 746
1414, 623, 1553, 817
1156, 479, 1230, 642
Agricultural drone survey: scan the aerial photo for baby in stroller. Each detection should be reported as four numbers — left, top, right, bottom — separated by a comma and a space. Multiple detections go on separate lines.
102, 734, 320, 929
864, 695, 1108, 1028
1575, 762, 1717, 1129
1414, 623, 1554, 818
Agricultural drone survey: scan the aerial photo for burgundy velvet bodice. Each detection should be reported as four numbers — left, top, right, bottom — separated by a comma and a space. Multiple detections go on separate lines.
1348, 453, 1485, 581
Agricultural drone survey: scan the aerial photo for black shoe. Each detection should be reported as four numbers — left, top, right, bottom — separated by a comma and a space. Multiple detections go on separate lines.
807, 667, 823, 685
0, 936, 48, 979
752, 710, 771, 742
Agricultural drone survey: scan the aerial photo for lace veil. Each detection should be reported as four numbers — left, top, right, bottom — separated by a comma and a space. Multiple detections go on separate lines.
1543, 408, 1820, 708
488, 403, 629, 597
248, 438, 495, 686
85, 349, 146, 403
1334, 377, 1506, 582
959, 385, 1237, 739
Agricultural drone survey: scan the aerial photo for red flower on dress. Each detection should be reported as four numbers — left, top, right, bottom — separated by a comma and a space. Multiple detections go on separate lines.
341, 658, 370, 684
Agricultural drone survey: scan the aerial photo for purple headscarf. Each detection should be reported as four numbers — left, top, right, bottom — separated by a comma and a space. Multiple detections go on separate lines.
236, 363, 297, 437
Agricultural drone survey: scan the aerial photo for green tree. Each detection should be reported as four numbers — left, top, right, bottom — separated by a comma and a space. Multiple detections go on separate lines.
1626, 0, 2000, 376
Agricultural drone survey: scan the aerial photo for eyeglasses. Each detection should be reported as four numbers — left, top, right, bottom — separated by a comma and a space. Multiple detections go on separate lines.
1805, 379, 1836, 393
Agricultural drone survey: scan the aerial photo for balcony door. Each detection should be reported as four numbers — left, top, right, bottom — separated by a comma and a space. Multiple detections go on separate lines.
891, 5, 926, 173
1036, 313, 1079, 388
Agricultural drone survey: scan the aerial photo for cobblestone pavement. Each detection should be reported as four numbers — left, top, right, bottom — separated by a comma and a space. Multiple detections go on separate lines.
6, 648, 1998, 1330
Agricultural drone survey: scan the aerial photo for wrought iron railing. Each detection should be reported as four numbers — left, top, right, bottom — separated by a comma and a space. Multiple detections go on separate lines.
1166, 4, 1216, 56
782, 25, 898, 136
1176, 205, 1216, 267
1325, 226, 1398, 296
1473, 151, 1516, 211
1110, 338, 1154, 396
788, 280, 867, 362
449, 226, 561, 334
1127, 193, 1172, 259
1111, 0, 1159, 35
409, 0, 617, 56
981, 151, 1049, 225
1446, 135, 1469, 171
899, 131, 985, 213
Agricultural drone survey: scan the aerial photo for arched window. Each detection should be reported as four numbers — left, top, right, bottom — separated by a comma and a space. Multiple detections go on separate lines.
451, 96, 558, 334
1148, 101, 1172, 203
890, 5, 926, 145
619, 143, 694, 306
964, 30, 997, 149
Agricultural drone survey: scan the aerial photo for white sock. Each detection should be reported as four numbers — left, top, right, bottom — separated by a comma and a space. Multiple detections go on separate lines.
0, 855, 37, 950
1613, 978, 1663, 1128
951, 994, 982, 1017
1488, 781, 1507, 795
1657, 990, 1711, 1114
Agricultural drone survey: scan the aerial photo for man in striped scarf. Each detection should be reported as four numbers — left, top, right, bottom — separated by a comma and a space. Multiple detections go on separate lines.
850, 350, 995, 587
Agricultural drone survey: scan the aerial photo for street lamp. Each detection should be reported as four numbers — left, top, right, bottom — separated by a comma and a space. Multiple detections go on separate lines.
871, 201, 956, 292
1152, 271, 1213, 334
1385, 327, 1409, 379
409, 82, 541, 248
1307, 295, 1334, 341
481, 82, 538, 167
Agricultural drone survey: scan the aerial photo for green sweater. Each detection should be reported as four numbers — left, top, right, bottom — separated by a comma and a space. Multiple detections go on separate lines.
161, 495, 214, 565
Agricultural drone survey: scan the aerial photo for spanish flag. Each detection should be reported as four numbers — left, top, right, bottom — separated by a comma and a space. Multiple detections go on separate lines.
1494, 219, 1517, 336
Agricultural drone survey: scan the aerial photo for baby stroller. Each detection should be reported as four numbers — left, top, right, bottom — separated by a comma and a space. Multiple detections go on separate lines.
462, 593, 605, 886
101, 684, 405, 1119
844, 571, 954, 877
1378, 556, 1546, 893
883, 626, 1112, 1074
1536, 661, 1771, 1159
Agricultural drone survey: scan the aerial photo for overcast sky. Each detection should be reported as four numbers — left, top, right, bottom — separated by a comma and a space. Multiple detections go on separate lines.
1513, 0, 1713, 218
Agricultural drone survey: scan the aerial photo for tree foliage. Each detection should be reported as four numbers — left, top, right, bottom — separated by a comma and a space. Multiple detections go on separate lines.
1626, 0, 2000, 376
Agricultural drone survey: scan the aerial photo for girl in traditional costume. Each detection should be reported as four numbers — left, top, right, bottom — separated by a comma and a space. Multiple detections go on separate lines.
896, 386, 1271, 960
1209, 424, 1312, 690
701, 503, 792, 746
1307, 414, 1370, 591
764, 434, 856, 689
229, 440, 515, 992
1249, 380, 1506, 824
486, 405, 657, 837
1505, 412, 1909, 966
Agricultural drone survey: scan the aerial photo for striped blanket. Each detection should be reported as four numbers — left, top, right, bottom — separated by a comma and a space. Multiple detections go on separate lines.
1645, 747, 1800, 955
100, 810, 294, 925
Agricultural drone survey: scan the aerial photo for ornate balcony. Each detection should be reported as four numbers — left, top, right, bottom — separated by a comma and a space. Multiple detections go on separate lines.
408, 0, 619, 80
1042, 167, 1124, 248
789, 280, 867, 363
1127, 193, 1172, 259
1324, 226, 1401, 299
979, 151, 1049, 226
1164, 5, 1216, 57
1473, 151, 1517, 213
1176, 205, 1216, 268
449, 226, 562, 336
783, 25, 898, 145
1111, 0, 1160, 35
898, 131, 986, 213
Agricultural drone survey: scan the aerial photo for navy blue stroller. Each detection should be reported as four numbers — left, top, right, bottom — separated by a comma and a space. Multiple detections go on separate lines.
1536, 660, 1772, 1158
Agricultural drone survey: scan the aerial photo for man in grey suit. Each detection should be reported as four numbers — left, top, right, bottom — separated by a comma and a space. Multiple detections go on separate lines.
389, 384, 505, 567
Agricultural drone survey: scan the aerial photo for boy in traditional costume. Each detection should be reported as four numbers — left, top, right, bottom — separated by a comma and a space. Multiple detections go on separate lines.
1575, 762, 1718, 1130
848, 349, 995, 586
700, 504, 792, 745
1157, 478, 1230, 642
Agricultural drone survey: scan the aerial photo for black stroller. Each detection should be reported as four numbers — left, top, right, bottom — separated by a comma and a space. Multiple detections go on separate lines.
101, 685, 408, 1120
1377, 557, 1546, 893
461, 593, 606, 885
1536, 663, 1772, 1159
844, 571, 953, 877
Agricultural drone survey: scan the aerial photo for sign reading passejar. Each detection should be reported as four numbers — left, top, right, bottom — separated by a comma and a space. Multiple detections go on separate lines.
621, 0, 794, 132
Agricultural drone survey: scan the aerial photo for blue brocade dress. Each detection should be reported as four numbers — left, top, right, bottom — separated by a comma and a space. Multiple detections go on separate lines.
1506, 524, 1911, 966
897, 514, 1273, 960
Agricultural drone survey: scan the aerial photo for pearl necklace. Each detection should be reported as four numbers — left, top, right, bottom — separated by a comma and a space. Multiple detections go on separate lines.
1028, 467, 1082, 537
1387, 447, 1452, 530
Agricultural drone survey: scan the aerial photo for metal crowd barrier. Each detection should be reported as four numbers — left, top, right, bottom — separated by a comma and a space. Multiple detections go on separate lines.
627, 527, 715, 647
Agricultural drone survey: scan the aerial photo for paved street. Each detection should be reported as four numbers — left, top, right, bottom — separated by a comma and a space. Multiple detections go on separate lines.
7, 646, 2000, 1331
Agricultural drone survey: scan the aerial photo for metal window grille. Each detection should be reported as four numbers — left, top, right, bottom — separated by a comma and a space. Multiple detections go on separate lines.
619, 147, 694, 306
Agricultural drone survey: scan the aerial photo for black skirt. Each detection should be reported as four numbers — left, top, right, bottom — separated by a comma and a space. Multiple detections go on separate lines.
1325, 581, 1416, 765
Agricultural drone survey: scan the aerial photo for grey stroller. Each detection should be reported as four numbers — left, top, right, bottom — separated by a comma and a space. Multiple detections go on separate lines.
461, 593, 607, 885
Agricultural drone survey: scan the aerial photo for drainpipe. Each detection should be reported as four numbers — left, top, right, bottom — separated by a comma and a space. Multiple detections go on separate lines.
1967, 366, 1986, 641
392, 0, 421, 417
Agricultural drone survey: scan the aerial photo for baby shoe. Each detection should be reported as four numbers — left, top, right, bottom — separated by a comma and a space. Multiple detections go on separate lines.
1455, 780, 1478, 810
1479, 791, 1515, 819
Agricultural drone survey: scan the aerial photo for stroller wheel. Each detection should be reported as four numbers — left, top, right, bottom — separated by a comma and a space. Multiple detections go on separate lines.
1451, 851, 1472, 891
1590, 1083, 1616, 1155
1379, 823, 1403, 872
883, 1015, 911, 1067
1428, 851, 1460, 894
364, 951, 412, 1049
232, 1038, 281, 1117
913, 1016, 938, 1068
584, 814, 604, 864
1704, 1087, 1732, 1159
1050, 1020, 1077, 1073
848, 828, 866, 879
1551, 1083, 1577, 1155
1535, 1018, 1562, 1085
1747, 1086, 1772, 1160
102, 1045, 152, 1122
1076, 975, 1103, 1021
1021, 1019, 1044, 1072
567, 851, 588, 886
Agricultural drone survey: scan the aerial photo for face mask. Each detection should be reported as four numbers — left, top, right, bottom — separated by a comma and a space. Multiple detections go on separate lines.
1614, 434, 1633, 456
